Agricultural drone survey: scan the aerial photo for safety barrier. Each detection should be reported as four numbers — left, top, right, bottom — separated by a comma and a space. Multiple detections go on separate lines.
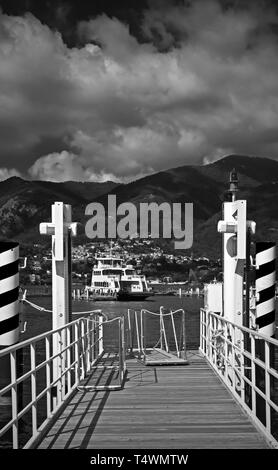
77, 315, 126, 392
200, 308, 278, 448
0, 312, 103, 449
126, 307, 187, 364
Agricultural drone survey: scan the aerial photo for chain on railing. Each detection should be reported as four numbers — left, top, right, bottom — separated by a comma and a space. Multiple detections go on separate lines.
200, 308, 278, 448
0, 312, 103, 449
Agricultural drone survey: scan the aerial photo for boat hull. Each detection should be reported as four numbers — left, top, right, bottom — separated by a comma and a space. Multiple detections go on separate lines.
116, 291, 153, 301
90, 294, 117, 301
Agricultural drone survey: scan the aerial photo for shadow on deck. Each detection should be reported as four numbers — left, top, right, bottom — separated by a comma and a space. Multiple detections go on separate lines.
35, 350, 270, 449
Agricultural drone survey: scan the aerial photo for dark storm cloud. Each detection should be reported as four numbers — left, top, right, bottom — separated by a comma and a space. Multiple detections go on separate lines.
0, 1, 278, 181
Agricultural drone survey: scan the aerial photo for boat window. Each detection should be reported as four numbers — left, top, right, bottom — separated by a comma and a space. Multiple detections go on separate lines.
121, 280, 140, 286
112, 259, 122, 266
93, 271, 101, 275
125, 269, 135, 275
102, 269, 123, 275
99, 259, 112, 265
94, 281, 109, 287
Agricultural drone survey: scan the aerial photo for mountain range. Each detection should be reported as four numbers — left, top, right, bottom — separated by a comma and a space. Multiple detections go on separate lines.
1, 154, 278, 257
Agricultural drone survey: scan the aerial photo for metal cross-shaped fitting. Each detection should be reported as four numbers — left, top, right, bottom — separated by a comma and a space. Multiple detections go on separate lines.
40, 202, 78, 261
218, 200, 255, 260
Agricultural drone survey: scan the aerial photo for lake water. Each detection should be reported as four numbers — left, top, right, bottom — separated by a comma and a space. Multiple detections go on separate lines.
21, 295, 204, 350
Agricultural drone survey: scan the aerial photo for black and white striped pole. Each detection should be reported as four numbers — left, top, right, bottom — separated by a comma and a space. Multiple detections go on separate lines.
0, 242, 19, 348
255, 242, 276, 338
0, 242, 20, 437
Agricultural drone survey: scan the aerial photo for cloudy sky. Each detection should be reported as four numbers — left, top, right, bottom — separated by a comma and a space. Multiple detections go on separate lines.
0, 0, 278, 182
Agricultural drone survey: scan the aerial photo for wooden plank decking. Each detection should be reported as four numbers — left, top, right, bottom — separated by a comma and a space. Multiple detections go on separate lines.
36, 350, 270, 449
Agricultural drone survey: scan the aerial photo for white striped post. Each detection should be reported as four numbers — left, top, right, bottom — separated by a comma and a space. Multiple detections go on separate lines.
255, 241, 276, 423
0, 242, 20, 348
255, 242, 276, 337
0, 242, 20, 443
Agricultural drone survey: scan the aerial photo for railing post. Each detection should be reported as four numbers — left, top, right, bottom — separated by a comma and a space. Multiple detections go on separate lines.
202, 309, 207, 355
10, 351, 18, 449
231, 324, 237, 390
118, 317, 126, 386
121, 316, 126, 374
204, 310, 208, 357
57, 330, 63, 406
200, 309, 203, 353
30, 343, 37, 438
212, 315, 216, 365
45, 336, 51, 417
161, 314, 168, 353
134, 311, 140, 356
92, 317, 95, 363
207, 312, 211, 360
74, 322, 80, 384
80, 320, 86, 379
239, 328, 245, 402
224, 321, 228, 382
265, 341, 271, 434
159, 307, 164, 350
98, 315, 104, 356
86, 318, 90, 373
66, 325, 71, 392
250, 335, 257, 416
127, 309, 133, 353
88, 318, 92, 365
140, 311, 144, 355
182, 310, 187, 360
171, 310, 179, 357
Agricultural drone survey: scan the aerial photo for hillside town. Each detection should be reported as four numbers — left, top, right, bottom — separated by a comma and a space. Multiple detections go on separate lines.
19, 237, 222, 289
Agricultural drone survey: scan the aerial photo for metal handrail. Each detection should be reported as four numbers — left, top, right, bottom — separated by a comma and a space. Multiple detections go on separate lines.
201, 309, 278, 346
200, 308, 278, 448
0, 313, 103, 449
0, 319, 82, 357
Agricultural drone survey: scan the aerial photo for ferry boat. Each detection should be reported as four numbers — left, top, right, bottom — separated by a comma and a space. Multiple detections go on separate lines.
86, 254, 152, 301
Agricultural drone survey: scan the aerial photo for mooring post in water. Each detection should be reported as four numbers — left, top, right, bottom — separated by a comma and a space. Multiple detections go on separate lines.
40, 202, 77, 406
0, 242, 20, 347
255, 242, 276, 338
255, 241, 276, 406
0, 242, 20, 444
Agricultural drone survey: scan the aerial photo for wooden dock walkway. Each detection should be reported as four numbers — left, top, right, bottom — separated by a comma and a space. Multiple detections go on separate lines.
36, 351, 270, 449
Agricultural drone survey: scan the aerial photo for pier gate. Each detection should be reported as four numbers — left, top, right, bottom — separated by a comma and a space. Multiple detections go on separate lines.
125, 307, 188, 365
